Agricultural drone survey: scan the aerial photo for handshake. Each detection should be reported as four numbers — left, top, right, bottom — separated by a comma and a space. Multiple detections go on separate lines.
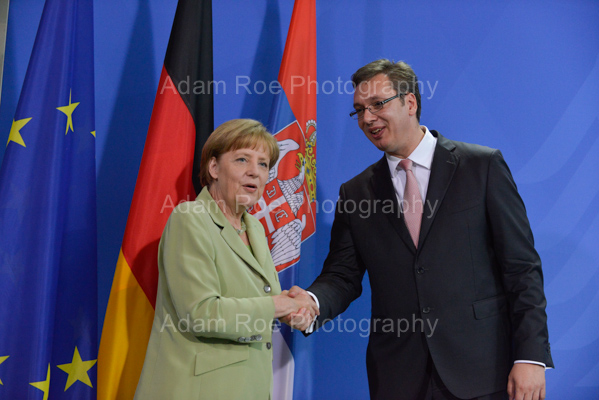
272, 286, 320, 331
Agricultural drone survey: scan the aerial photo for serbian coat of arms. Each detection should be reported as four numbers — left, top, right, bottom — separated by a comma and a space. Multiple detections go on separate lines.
249, 119, 316, 272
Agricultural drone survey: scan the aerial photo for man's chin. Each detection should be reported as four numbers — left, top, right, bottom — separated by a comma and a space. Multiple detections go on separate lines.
372, 141, 388, 153
366, 135, 385, 149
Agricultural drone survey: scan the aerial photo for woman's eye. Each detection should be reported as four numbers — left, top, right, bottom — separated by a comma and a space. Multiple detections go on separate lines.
259, 162, 268, 168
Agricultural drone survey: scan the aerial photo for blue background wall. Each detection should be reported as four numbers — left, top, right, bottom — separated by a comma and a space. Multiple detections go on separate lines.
1, 0, 598, 398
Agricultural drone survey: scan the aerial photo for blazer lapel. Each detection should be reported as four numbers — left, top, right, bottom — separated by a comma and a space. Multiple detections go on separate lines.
245, 214, 269, 273
198, 188, 271, 283
418, 131, 458, 250
220, 224, 266, 275
370, 157, 417, 253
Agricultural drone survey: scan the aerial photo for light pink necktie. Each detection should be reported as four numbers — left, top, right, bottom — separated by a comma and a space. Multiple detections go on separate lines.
399, 159, 423, 248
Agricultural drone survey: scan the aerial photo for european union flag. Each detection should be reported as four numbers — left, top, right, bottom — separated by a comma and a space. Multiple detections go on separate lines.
0, 0, 97, 398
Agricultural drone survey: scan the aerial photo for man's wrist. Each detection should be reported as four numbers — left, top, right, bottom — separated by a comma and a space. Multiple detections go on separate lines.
304, 291, 319, 333
514, 360, 549, 370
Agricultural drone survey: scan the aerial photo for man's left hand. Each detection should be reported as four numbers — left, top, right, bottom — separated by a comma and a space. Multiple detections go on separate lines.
507, 363, 546, 400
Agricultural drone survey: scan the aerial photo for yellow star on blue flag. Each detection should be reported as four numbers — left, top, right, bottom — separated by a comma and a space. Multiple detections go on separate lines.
29, 364, 51, 400
57, 90, 80, 135
6, 117, 32, 147
0, 355, 8, 385
57, 347, 97, 390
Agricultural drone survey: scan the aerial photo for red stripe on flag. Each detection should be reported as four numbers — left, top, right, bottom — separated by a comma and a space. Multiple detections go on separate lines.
121, 66, 197, 307
278, 0, 317, 132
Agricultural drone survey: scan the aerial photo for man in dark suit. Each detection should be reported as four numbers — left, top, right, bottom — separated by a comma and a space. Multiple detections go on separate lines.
287, 59, 553, 400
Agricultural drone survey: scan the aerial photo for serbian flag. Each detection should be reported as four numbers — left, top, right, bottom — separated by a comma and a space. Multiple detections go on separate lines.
247, 0, 317, 398
97, 1, 213, 398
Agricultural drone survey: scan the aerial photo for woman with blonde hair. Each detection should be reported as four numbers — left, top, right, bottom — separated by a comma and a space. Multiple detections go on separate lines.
135, 119, 316, 400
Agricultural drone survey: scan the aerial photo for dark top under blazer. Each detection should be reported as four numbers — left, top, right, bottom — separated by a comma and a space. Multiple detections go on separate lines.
308, 131, 553, 399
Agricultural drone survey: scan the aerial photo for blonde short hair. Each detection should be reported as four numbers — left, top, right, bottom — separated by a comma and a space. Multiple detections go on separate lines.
199, 119, 279, 187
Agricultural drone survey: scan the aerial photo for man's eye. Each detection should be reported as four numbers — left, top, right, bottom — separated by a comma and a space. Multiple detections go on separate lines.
354, 108, 365, 114
372, 101, 384, 107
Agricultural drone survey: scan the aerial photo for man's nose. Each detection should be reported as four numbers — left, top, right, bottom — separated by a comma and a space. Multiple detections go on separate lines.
363, 108, 377, 123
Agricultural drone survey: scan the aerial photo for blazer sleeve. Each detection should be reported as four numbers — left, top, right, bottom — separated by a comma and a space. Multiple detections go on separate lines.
486, 149, 553, 367
159, 209, 276, 342
308, 183, 366, 330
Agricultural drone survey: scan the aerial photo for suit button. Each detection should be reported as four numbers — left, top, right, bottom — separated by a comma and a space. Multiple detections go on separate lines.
266, 342, 272, 349
250, 335, 262, 341
264, 285, 272, 293
237, 337, 247, 342
422, 307, 431, 314
417, 267, 425, 274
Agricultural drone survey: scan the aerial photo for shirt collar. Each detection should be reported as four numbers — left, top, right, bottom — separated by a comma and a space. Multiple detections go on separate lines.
386, 126, 437, 176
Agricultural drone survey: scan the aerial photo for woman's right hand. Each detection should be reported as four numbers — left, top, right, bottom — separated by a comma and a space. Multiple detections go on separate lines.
272, 290, 319, 319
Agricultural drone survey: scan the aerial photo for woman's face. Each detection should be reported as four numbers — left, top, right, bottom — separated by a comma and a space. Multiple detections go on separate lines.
208, 146, 270, 213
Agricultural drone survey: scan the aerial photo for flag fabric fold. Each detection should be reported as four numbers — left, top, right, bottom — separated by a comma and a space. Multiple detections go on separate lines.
97, 1, 213, 398
0, 0, 97, 398
248, 0, 317, 398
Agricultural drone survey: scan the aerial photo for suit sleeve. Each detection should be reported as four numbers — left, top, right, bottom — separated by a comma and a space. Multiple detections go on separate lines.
159, 209, 276, 342
307, 184, 366, 330
486, 150, 553, 367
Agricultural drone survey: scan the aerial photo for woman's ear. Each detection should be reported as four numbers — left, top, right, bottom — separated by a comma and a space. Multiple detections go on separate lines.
208, 157, 218, 181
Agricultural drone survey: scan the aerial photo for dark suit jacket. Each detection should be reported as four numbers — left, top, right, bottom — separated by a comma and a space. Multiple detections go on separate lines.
308, 131, 553, 399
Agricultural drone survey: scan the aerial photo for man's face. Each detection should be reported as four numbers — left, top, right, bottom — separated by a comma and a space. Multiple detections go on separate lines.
353, 73, 418, 158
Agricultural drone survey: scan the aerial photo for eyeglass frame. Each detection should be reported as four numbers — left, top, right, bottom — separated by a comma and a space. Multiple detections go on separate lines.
349, 93, 405, 120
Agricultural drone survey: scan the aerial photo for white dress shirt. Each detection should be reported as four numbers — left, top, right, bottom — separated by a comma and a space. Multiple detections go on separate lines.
386, 126, 436, 206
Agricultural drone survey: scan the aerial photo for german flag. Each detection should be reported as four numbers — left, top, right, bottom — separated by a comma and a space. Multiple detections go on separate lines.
97, 1, 213, 398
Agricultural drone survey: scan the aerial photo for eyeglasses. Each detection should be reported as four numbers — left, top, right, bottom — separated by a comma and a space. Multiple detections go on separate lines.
349, 93, 404, 120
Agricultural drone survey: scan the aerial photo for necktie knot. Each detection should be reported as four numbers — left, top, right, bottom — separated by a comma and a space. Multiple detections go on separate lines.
399, 159, 413, 172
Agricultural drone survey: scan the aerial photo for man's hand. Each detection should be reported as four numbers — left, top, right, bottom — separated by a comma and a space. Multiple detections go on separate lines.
278, 286, 319, 331
507, 363, 546, 400
283, 307, 314, 331
287, 285, 319, 318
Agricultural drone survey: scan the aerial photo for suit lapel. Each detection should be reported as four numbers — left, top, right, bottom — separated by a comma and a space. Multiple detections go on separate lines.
370, 157, 417, 253
198, 188, 271, 283
418, 131, 458, 250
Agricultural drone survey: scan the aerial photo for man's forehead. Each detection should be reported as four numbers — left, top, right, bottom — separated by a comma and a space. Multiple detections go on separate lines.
354, 75, 395, 100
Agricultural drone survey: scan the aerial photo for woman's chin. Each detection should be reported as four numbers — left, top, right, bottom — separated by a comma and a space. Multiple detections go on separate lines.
238, 200, 257, 211
234, 201, 252, 213
236, 192, 262, 209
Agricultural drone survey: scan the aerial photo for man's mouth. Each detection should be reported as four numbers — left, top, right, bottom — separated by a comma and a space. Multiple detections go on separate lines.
370, 127, 384, 138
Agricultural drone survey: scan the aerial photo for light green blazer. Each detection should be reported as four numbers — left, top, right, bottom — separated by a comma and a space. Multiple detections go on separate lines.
134, 187, 281, 400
